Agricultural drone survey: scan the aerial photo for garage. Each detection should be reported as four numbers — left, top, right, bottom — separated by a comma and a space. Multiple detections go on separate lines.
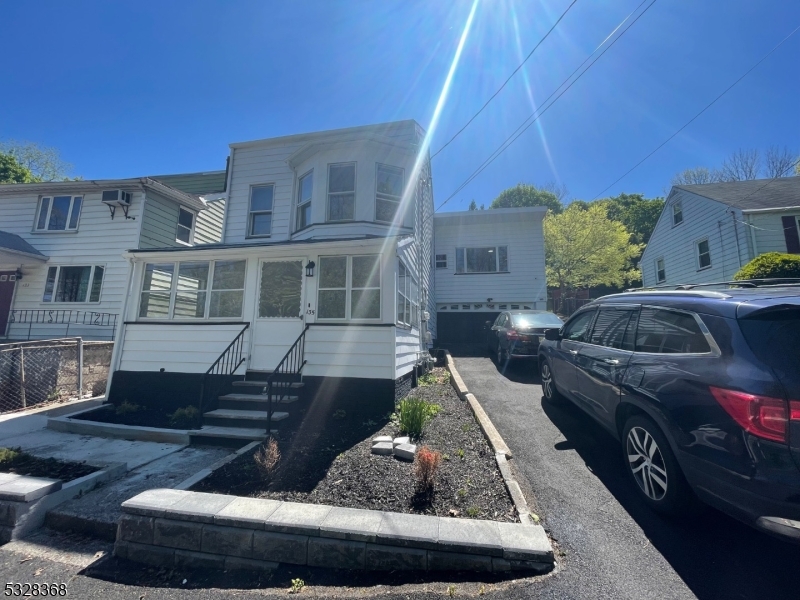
436, 311, 500, 355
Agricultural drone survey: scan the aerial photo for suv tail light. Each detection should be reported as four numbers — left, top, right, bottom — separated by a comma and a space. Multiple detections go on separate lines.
710, 386, 793, 443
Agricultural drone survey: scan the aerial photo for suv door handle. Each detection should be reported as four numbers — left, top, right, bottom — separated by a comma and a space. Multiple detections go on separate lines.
602, 358, 620, 365
568, 350, 578, 355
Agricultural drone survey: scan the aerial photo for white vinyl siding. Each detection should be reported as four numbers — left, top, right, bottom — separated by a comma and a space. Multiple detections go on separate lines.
746, 210, 800, 255
193, 198, 226, 245
139, 193, 199, 249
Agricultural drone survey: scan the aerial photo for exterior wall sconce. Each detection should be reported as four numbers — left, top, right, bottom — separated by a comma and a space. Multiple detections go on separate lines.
14, 268, 23, 281
305, 261, 316, 277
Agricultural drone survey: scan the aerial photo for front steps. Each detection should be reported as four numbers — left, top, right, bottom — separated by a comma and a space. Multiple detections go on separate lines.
190, 370, 304, 447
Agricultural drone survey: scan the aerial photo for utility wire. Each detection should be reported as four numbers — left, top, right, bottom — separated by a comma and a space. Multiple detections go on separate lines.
430, 0, 579, 160
592, 24, 800, 199
433, 0, 657, 214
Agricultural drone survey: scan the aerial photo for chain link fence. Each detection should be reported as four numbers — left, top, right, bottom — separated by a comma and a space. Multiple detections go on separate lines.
0, 338, 114, 415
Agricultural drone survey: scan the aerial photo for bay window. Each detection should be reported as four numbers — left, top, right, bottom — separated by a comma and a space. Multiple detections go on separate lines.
43, 265, 104, 303
296, 170, 313, 230
317, 254, 381, 320
35, 195, 83, 231
327, 163, 355, 222
455, 246, 508, 273
396, 261, 418, 328
375, 164, 404, 223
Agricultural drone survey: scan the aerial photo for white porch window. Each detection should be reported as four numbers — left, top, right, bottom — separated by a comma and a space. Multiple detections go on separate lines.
43, 265, 104, 303
35, 195, 83, 231
296, 170, 313, 231
455, 246, 508, 273
317, 254, 381, 320
327, 163, 355, 222
173, 262, 209, 318
375, 164, 403, 223
258, 261, 303, 318
176, 207, 195, 245
210, 260, 246, 318
139, 263, 174, 318
249, 185, 274, 237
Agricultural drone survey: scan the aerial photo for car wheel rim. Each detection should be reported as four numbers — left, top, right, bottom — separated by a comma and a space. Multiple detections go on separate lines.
541, 363, 553, 399
626, 426, 668, 501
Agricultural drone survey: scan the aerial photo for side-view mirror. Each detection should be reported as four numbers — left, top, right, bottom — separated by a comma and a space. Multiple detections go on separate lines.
484, 321, 492, 328
544, 328, 562, 341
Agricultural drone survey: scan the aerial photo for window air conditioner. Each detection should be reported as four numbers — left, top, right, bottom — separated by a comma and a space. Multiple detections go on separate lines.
101, 190, 132, 206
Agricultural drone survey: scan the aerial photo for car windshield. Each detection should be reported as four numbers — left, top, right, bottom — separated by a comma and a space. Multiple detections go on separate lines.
511, 312, 563, 328
738, 306, 800, 380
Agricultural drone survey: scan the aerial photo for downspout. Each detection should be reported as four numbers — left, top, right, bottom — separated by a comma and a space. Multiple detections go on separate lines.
219, 148, 235, 243
104, 254, 137, 400
748, 215, 759, 260
717, 220, 727, 280
730, 211, 743, 270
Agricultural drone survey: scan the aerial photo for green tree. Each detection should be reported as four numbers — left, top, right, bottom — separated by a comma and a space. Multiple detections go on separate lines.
490, 183, 563, 214
0, 152, 34, 183
0, 140, 76, 181
544, 203, 642, 296
468, 199, 477, 210
594, 193, 665, 245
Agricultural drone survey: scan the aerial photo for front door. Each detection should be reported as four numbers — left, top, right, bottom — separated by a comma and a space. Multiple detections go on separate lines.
250, 259, 305, 371
0, 271, 17, 337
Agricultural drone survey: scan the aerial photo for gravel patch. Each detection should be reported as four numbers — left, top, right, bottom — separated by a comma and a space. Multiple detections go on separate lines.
195, 368, 517, 522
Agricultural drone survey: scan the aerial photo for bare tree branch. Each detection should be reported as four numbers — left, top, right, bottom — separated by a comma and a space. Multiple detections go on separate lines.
0, 139, 73, 181
720, 148, 760, 181
764, 145, 798, 178
671, 167, 723, 186
540, 180, 570, 202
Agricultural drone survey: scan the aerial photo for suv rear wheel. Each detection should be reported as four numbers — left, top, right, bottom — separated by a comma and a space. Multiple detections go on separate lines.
622, 415, 695, 515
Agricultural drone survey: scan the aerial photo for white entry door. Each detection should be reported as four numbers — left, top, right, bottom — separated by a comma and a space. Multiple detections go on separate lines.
250, 258, 306, 371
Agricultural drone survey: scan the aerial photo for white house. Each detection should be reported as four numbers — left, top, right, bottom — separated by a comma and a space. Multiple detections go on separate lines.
0, 172, 226, 341
433, 207, 548, 350
641, 177, 800, 288
106, 120, 435, 440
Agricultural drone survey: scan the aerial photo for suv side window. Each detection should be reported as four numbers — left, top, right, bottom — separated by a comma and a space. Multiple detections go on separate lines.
493, 314, 504, 327
634, 307, 711, 354
562, 309, 596, 342
589, 308, 635, 349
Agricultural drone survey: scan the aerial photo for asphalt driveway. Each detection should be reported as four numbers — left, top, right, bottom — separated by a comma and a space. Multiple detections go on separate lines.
453, 356, 800, 600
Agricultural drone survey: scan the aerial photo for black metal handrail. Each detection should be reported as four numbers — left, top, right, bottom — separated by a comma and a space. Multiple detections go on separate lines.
263, 324, 309, 434
198, 323, 250, 413
8, 309, 118, 341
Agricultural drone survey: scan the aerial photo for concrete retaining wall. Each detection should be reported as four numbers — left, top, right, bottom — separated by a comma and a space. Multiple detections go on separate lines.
115, 489, 554, 573
48, 406, 191, 444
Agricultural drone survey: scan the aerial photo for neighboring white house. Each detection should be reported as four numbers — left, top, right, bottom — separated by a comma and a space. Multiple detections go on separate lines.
107, 120, 435, 425
0, 172, 226, 341
433, 207, 548, 349
641, 177, 800, 288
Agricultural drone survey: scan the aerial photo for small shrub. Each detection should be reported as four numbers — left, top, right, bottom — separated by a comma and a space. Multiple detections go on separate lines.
415, 445, 442, 492
734, 252, 800, 280
466, 506, 480, 518
254, 437, 281, 479
456, 448, 465, 459
115, 400, 141, 416
418, 372, 437, 386
457, 488, 467, 500
169, 405, 200, 429
398, 398, 441, 438
290, 578, 305, 594
447, 584, 457, 597
461, 423, 471, 432
0, 447, 21, 464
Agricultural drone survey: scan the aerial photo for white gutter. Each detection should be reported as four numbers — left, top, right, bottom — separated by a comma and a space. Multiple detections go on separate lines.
741, 205, 800, 214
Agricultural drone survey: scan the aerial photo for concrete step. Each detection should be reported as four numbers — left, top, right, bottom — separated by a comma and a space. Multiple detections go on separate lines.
218, 396, 298, 412
189, 426, 269, 447
203, 409, 288, 429
232, 380, 304, 389
245, 370, 302, 383
219, 392, 299, 404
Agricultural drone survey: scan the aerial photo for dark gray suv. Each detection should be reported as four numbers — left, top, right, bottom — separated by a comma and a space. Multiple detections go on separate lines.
538, 285, 800, 542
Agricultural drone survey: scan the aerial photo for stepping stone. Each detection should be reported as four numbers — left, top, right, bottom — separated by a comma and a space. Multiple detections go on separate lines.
372, 436, 392, 444
371, 442, 394, 456
394, 443, 416, 461
393, 436, 410, 447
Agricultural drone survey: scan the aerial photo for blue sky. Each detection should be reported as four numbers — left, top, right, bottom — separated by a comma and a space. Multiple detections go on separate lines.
1, 0, 798, 210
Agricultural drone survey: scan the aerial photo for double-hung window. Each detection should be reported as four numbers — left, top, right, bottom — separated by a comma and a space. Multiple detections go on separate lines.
435, 254, 447, 269
317, 255, 381, 320
176, 207, 195, 245
696, 239, 712, 269
455, 246, 508, 273
138, 260, 246, 319
375, 164, 403, 223
43, 265, 104, 303
35, 196, 83, 231
327, 163, 355, 222
296, 171, 313, 230
396, 261, 419, 328
655, 258, 666, 283
672, 201, 683, 226
249, 184, 274, 237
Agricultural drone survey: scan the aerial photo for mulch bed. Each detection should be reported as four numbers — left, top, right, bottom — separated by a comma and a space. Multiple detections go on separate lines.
72, 405, 198, 430
0, 447, 97, 482
194, 368, 517, 522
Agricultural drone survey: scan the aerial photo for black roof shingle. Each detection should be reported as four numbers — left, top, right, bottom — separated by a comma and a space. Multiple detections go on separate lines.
675, 176, 800, 211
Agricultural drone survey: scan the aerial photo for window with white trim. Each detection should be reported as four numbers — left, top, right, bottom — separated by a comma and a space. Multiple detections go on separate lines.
435, 254, 447, 269
43, 265, 104, 303
327, 163, 355, 222
35, 195, 83, 231
248, 184, 274, 237
696, 239, 711, 269
455, 246, 508, 273
138, 260, 246, 319
176, 207, 194, 244
396, 261, 418, 328
655, 258, 666, 283
672, 201, 683, 226
317, 255, 381, 320
296, 170, 313, 230
375, 163, 403, 223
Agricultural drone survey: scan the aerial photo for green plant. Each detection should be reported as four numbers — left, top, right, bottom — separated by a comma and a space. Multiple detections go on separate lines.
442, 454, 450, 461
418, 372, 437, 386
461, 423, 471, 432
0, 447, 21, 464
289, 578, 305, 593
457, 488, 467, 500
456, 448, 465, 459
397, 398, 440, 438
169, 405, 200, 429
479, 584, 486, 596
447, 584, 457, 597
415, 446, 442, 492
115, 400, 141, 416
734, 252, 800, 280
46, 388, 60, 402
466, 506, 480, 518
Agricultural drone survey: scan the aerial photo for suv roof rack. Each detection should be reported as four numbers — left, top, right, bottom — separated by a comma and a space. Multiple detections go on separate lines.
625, 278, 800, 292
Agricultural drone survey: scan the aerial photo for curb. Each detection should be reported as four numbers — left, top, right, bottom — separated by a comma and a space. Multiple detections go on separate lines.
443, 351, 535, 526
173, 441, 261, 491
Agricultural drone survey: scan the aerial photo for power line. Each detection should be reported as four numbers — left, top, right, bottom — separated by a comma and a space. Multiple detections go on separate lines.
433, 0, 657, 214
430, 0, 579, 161
592, 24, 800, 200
